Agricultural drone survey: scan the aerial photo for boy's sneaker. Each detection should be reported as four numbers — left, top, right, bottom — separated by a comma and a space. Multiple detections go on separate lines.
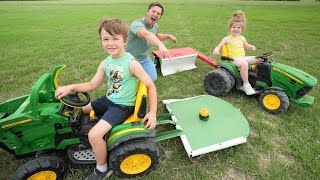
85, 168, 113, 180
243, 83, 256, 95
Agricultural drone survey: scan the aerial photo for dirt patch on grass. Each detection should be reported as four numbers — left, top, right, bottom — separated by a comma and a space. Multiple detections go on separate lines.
258, 151, 294, 169
259, 153, 271, 169
270, 135, 287, 148
250, 129, 259, 137
222, 168, 254, 180
277, 153, 295, 165
263, 118, 277, 128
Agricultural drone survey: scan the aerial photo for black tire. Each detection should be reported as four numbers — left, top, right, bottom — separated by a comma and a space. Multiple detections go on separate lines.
220, 68, 235, 89
259, 89, 289, 114
153, 56, 160, 68
204, 69, 232, 96
109, 139, 160, 179
13, 156, 65, 180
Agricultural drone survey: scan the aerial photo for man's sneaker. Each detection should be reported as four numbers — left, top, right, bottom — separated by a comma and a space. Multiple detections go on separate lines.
85, 168, 113, 180
243, 83, 256, 95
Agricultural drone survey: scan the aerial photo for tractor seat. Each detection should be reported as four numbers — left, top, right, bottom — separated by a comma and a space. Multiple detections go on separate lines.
123, 82, 147, 124
89, 82, 147, 124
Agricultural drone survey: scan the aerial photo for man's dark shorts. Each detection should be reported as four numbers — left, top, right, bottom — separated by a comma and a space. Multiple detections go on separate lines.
91, 96, 134, 127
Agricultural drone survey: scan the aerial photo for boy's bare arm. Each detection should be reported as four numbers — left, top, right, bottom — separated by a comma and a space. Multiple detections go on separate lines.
129, 60, 157, 129
55, 60, 105, 99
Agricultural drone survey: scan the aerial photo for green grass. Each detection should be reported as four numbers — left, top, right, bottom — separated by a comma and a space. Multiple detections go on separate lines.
0, 0, 319, 179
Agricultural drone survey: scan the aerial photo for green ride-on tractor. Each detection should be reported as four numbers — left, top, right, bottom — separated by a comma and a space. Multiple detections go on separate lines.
0, 65, 184, 179
204, 49, 317, 114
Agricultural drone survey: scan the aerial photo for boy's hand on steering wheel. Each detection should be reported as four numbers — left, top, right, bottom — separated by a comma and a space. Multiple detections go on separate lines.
55, 85, 73, 99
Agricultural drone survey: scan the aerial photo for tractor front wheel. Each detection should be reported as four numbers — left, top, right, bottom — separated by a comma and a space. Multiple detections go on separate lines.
109, 139, 160, 179
259, 89, 289, 114
13, 156, 65, 180
204, 69, 232, 96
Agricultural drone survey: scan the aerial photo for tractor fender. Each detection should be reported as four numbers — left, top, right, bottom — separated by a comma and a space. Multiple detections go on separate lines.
260, 86, 283, 93
108, 131, 156, 151
107, 122, 155, 152
217, 63, 239, 78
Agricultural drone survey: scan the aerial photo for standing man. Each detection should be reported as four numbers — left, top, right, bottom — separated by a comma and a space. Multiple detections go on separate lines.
126, 2, 177, 81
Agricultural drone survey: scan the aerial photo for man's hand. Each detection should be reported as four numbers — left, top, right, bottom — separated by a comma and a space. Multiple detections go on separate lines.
169, 35, 177, 43
159, 44, 170, 59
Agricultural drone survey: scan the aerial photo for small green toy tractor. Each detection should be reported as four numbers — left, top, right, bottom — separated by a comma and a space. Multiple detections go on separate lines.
0, 65, 183, 179
204, 52, 317, 114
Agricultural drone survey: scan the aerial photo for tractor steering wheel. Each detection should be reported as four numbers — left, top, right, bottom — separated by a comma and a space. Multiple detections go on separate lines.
60, 92, 90, 107
220, 56, 234, 61
256, 52, 273, 59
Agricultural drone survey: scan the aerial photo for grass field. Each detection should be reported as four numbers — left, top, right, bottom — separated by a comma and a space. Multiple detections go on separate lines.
0, 0, 319, 179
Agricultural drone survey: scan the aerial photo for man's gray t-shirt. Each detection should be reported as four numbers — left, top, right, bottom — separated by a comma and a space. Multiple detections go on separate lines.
126, 18, 159, 62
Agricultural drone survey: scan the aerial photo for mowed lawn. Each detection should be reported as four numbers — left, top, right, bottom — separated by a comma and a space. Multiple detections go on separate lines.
0, 0, 319, 179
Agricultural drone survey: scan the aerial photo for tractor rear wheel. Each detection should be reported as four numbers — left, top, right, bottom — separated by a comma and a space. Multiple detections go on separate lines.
13, 156, 65, 180
109, 139, 160, 179
204, 69, 232, 96
259, 89, 289, 114
220, 68, 235, 89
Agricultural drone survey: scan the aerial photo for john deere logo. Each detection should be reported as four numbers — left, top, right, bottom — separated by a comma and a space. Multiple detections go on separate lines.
2, 119, 32, 129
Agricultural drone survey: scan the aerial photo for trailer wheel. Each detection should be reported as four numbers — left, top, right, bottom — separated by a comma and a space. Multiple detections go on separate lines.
13, 156, 65, 180
109, 139, 160, 178
259, 89, 289, 114
204, 69, 232, 96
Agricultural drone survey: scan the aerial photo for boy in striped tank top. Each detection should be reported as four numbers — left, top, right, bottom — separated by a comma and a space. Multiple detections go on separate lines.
55, 18, 157, 180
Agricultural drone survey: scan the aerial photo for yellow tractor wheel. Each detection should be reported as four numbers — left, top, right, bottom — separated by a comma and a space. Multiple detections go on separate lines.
109, 139, 159, 178
259, 89, 289, 114
13, 156, 65, 180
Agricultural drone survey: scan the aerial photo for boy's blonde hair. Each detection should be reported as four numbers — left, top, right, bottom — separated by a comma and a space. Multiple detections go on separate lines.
99, 18, 128, 40
228, 10, 247, 32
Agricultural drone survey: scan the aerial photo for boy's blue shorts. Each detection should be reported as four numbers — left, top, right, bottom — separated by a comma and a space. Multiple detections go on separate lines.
91, 96, 134, 127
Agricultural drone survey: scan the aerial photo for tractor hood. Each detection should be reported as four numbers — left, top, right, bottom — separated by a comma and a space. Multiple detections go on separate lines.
272, 63, 317, 87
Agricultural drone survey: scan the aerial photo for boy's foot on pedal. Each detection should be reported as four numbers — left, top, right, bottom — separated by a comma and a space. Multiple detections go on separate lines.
85, 168, 113, 180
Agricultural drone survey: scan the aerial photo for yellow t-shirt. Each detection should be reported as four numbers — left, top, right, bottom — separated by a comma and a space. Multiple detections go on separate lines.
226, 35, 246, 59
